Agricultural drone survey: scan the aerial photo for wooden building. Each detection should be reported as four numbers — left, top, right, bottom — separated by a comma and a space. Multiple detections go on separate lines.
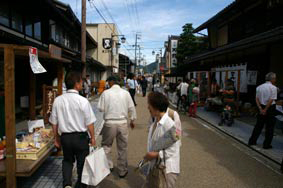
186, 0, 283, 103
0, 0, 99, 187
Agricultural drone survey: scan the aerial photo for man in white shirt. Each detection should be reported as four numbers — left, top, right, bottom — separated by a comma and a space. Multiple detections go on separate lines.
127, 74, 137, 106
248, 72, 277, 149
49, 71, 96, 188
98, 75, 137, 178
176, 79, 189, 110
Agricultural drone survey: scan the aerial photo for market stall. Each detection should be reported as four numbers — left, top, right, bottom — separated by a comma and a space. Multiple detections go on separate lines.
0, 44, 71, 187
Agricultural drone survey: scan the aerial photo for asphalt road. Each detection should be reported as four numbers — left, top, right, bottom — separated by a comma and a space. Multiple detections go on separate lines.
97, 94, 283, 188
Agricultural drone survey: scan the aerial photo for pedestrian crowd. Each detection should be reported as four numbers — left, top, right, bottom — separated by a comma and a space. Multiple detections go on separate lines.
50, 71, 182, 188
49, 70, 283, 188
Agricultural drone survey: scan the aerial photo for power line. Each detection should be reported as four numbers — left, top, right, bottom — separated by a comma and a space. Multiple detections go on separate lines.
88, 0, 114, 33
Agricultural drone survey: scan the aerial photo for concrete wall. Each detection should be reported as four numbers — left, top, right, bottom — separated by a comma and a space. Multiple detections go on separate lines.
87, 23, 119, 80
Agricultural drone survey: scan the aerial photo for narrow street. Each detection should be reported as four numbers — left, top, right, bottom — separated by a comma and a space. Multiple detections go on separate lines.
97, 94, 283, 188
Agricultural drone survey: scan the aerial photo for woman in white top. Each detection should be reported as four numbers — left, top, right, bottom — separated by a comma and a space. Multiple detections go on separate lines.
144, 92, 180, 188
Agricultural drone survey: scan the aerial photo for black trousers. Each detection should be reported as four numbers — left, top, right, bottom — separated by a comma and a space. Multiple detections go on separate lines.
61, 132, 89, 188
129, 89, 136, 105
249, 105, 276, 147
142, 87, 147, 97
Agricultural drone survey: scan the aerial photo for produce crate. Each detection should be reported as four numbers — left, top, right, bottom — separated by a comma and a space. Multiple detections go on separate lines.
16, 139, 54, 160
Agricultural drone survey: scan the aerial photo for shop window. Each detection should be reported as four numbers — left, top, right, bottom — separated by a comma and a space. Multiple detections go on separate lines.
0, 4, 9, 27
34, 21, 41, 40
25, 19, 33, 37
11, 12, 23, 32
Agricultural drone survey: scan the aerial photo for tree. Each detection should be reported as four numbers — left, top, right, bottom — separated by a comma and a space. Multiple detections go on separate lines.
176, 23, 208, 67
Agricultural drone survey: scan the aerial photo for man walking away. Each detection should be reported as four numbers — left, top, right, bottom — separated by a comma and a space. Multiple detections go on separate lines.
98, 75, 137, 178
140, 76, 148, 97
128, 74, 137, 106
49, 71, 96, 188
248, 72, 277, 149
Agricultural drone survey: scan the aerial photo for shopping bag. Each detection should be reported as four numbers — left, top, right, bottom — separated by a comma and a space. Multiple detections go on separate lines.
81, 148, 110, 186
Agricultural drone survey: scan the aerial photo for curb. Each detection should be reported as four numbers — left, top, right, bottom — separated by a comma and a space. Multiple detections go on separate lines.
196, 113, 281, 166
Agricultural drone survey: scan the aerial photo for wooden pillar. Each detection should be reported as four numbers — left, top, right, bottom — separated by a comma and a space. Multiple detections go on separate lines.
4, 47, 16, 188
225, 71, 229, 88
236, 70, 241, 116
207, 71, 211, 97
29, 69, 36, 120
57, 63, 63, 96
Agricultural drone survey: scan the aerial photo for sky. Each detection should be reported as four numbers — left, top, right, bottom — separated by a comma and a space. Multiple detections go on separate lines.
60, 0, 234, 64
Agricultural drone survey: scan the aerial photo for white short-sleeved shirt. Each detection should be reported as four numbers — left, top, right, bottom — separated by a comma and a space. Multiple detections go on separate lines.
49, 89, 96, 134
177, 82, 189, 96
256, 81, 277, 105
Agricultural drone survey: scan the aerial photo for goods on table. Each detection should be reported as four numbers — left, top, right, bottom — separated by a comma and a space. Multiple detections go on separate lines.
16, 128, 54, 160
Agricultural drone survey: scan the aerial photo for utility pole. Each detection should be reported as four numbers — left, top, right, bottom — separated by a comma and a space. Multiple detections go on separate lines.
81, 0, 86, 78
134, 33, 138, 74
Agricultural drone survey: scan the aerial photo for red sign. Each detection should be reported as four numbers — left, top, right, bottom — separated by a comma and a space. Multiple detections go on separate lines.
160, 66, 164, 71
30, 47, 37, 55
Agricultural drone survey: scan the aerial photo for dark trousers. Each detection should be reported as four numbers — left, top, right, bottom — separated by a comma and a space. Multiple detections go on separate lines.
129, 89, 136, 105
249, 105, 276, 147
176, 94, 181, 109
61, 132, 89, 188
142, 87, 147, 97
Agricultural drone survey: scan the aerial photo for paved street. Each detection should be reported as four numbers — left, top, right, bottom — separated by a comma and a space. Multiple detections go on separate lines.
98, 95, 283, 188
17, 94, 283, 188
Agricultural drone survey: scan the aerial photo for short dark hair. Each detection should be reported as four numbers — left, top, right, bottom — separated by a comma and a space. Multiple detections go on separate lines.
65, 71, 82, 90
148, 92, 169, 112
107, 75, 120, 84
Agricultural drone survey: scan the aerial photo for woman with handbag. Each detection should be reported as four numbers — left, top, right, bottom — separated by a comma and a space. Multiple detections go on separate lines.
143, 92, 181, 188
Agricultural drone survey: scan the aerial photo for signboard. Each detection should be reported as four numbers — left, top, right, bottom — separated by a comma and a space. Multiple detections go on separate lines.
102, 38, 112, 49
29, 47, 47, 74
49, 44, 62, 59
160, 66, 164, 71
43, 85, 57, 124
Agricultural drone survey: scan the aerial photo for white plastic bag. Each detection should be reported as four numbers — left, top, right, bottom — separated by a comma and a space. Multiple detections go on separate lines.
81, 148, 110, 186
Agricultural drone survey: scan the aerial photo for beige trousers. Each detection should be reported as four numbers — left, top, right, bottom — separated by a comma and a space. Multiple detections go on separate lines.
143, 173, 178, 188
101, 123, 129, 176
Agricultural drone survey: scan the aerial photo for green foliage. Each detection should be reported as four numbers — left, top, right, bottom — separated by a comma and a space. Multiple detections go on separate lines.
176, 23, 208, 66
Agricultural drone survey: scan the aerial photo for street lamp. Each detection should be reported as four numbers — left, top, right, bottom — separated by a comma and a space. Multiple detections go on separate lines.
110, 34, 126, 74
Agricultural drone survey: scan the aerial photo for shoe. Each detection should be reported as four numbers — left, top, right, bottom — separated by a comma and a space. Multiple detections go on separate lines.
110, 168, 114, 172
64, 186, 72, 188
248, 141, 256, 146
263, 145, 273, 149
119, 171, 128, 178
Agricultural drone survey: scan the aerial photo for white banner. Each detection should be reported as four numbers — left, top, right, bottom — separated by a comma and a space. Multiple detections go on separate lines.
29, 47, 47, 74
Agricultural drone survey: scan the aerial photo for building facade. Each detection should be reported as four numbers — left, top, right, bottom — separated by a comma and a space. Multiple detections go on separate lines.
187, 0, 283, 103
86, 23, 120, 80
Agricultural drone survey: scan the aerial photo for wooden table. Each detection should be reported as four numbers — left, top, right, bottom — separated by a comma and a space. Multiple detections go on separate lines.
0, 145, 55, 177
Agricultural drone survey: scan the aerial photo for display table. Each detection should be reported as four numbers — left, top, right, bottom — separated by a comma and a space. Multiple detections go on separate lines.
0, 144, 54, 177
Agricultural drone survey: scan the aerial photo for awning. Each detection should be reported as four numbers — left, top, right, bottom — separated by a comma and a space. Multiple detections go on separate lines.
86, 56, 106, 71
0, 44, 71, 63
187, 26, 283, 64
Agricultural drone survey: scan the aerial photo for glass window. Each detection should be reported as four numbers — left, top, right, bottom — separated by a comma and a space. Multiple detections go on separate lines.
25, 19, 33, 37
34, 21, 41, 40
0, 4, 9, 27
49, 20, 56, 40
11, 12, 22, 32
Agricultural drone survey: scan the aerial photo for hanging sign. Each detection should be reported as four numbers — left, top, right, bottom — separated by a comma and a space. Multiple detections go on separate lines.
102, 38, 112, 49
29, 47, 47, 74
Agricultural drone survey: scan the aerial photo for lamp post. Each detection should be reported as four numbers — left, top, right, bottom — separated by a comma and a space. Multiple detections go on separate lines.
152, 48, 162, 78
110, 34, 126, 75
